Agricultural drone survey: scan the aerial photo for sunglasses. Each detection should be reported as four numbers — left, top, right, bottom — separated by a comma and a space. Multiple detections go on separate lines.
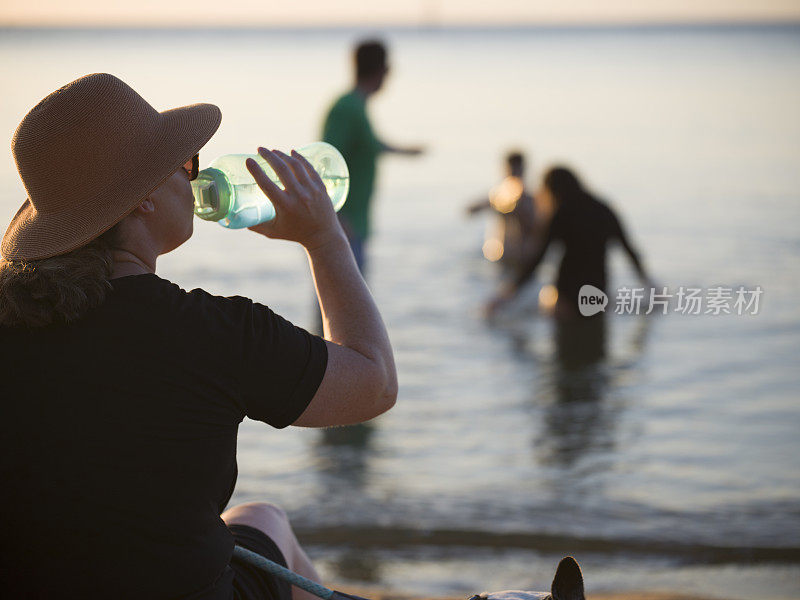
182, 154, 199, 181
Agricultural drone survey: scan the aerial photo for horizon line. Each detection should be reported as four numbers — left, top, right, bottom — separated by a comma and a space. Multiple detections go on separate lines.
2, 19, 800, 33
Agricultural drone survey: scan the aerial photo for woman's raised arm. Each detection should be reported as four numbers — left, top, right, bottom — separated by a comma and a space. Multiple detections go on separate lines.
246, 148, 397, 427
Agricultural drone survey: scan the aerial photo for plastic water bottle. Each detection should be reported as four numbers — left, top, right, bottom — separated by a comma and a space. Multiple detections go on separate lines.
192, 142, 349, 229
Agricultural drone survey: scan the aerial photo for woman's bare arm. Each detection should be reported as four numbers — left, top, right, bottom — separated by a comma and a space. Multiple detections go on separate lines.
246, 148, 397, 427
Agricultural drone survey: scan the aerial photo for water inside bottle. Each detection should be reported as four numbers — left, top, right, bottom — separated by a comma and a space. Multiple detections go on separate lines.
218, 182, 276, 228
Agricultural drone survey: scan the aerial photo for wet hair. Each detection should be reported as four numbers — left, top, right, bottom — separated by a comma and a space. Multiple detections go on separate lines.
355, 40, 387, 81
543, 166, 588, 204
0, 226, 119, 328
506, 152, 525, 175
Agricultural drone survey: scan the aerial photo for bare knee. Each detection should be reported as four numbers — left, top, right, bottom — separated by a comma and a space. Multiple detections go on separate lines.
222, 501, 322, 593
222, 501, 289, 530
222, 502, 300, 565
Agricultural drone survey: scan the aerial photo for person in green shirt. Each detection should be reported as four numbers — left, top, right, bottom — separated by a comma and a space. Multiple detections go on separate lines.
322, 40, 423, 274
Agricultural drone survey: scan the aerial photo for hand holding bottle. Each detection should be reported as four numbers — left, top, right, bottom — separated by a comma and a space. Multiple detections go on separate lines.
245, 148, 346, 251
192, 141, 348, 229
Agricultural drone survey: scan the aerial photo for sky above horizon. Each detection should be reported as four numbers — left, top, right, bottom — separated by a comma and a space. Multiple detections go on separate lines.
2, 0, 800, 27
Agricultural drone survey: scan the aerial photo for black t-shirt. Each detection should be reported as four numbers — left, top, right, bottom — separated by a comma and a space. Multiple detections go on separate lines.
0, 274, 327, 599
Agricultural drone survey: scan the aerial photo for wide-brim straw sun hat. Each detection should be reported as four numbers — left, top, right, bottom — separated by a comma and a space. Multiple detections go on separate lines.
1, 73, 222, 261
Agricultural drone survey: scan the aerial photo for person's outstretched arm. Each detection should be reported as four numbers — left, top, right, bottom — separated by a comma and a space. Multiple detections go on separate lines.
379, 141, 425, 156
485, 215, 556, 315
466, 197, 491, 215
612, 211, 650, 284
246, 148, 397, 427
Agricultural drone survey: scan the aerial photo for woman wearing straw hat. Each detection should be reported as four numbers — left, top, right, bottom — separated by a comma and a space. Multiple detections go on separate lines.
0, 73, 397, 599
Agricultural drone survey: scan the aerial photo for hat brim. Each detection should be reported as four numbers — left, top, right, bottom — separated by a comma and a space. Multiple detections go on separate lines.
1, 102, 222, 261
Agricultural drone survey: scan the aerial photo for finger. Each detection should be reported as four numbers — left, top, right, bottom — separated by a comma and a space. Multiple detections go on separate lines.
261, 148, 302, 192
247, 219, 280, 239
290, 149, 326, 190
275, 150, 314, 189
246, 153, 286, 206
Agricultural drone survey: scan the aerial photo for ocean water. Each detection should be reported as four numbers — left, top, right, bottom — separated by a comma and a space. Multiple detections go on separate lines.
1, 25, 799, 599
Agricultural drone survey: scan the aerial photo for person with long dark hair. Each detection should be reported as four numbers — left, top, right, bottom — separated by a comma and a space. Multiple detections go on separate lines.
0, 73, 397, 599
488, 166, 651, 318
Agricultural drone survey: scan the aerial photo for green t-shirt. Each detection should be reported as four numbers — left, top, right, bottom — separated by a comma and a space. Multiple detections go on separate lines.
322, 90, 383, 240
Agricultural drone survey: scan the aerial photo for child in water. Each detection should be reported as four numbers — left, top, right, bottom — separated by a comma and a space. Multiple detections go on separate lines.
466, 152, 546, 276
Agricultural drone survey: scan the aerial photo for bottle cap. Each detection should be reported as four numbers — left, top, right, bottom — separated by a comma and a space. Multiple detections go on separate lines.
192, 167, 231, 221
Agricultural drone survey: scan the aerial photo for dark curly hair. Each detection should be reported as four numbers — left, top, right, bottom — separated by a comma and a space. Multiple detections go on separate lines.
0, 226, 119, 328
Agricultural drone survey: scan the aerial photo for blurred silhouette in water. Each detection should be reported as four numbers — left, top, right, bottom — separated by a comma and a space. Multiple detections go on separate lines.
556, 313, 607, 368
538, 315, 650, 469
493, 311, 650, 470
466, 151, 542, 275
488, 166, 651, 319
321, 39, 425, 277
483, 166, 654, 468
313, 39, 424, 332
314, 422, 375, 495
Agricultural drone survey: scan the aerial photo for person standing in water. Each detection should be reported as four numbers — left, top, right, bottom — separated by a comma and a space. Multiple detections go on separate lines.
321, 39, 424, 275
467, 151, 540, 274
488, 166, 651, 318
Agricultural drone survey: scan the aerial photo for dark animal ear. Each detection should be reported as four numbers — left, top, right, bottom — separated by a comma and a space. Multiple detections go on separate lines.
551, 557, 585, 600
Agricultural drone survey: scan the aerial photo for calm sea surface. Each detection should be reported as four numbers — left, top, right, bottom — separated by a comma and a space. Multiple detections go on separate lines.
1, 25, 799, 599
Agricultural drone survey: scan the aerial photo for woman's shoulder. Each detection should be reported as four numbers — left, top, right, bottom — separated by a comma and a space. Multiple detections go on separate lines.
111, 273, 256, 313
107, 274, 277, 351
110, 272, 173, 291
